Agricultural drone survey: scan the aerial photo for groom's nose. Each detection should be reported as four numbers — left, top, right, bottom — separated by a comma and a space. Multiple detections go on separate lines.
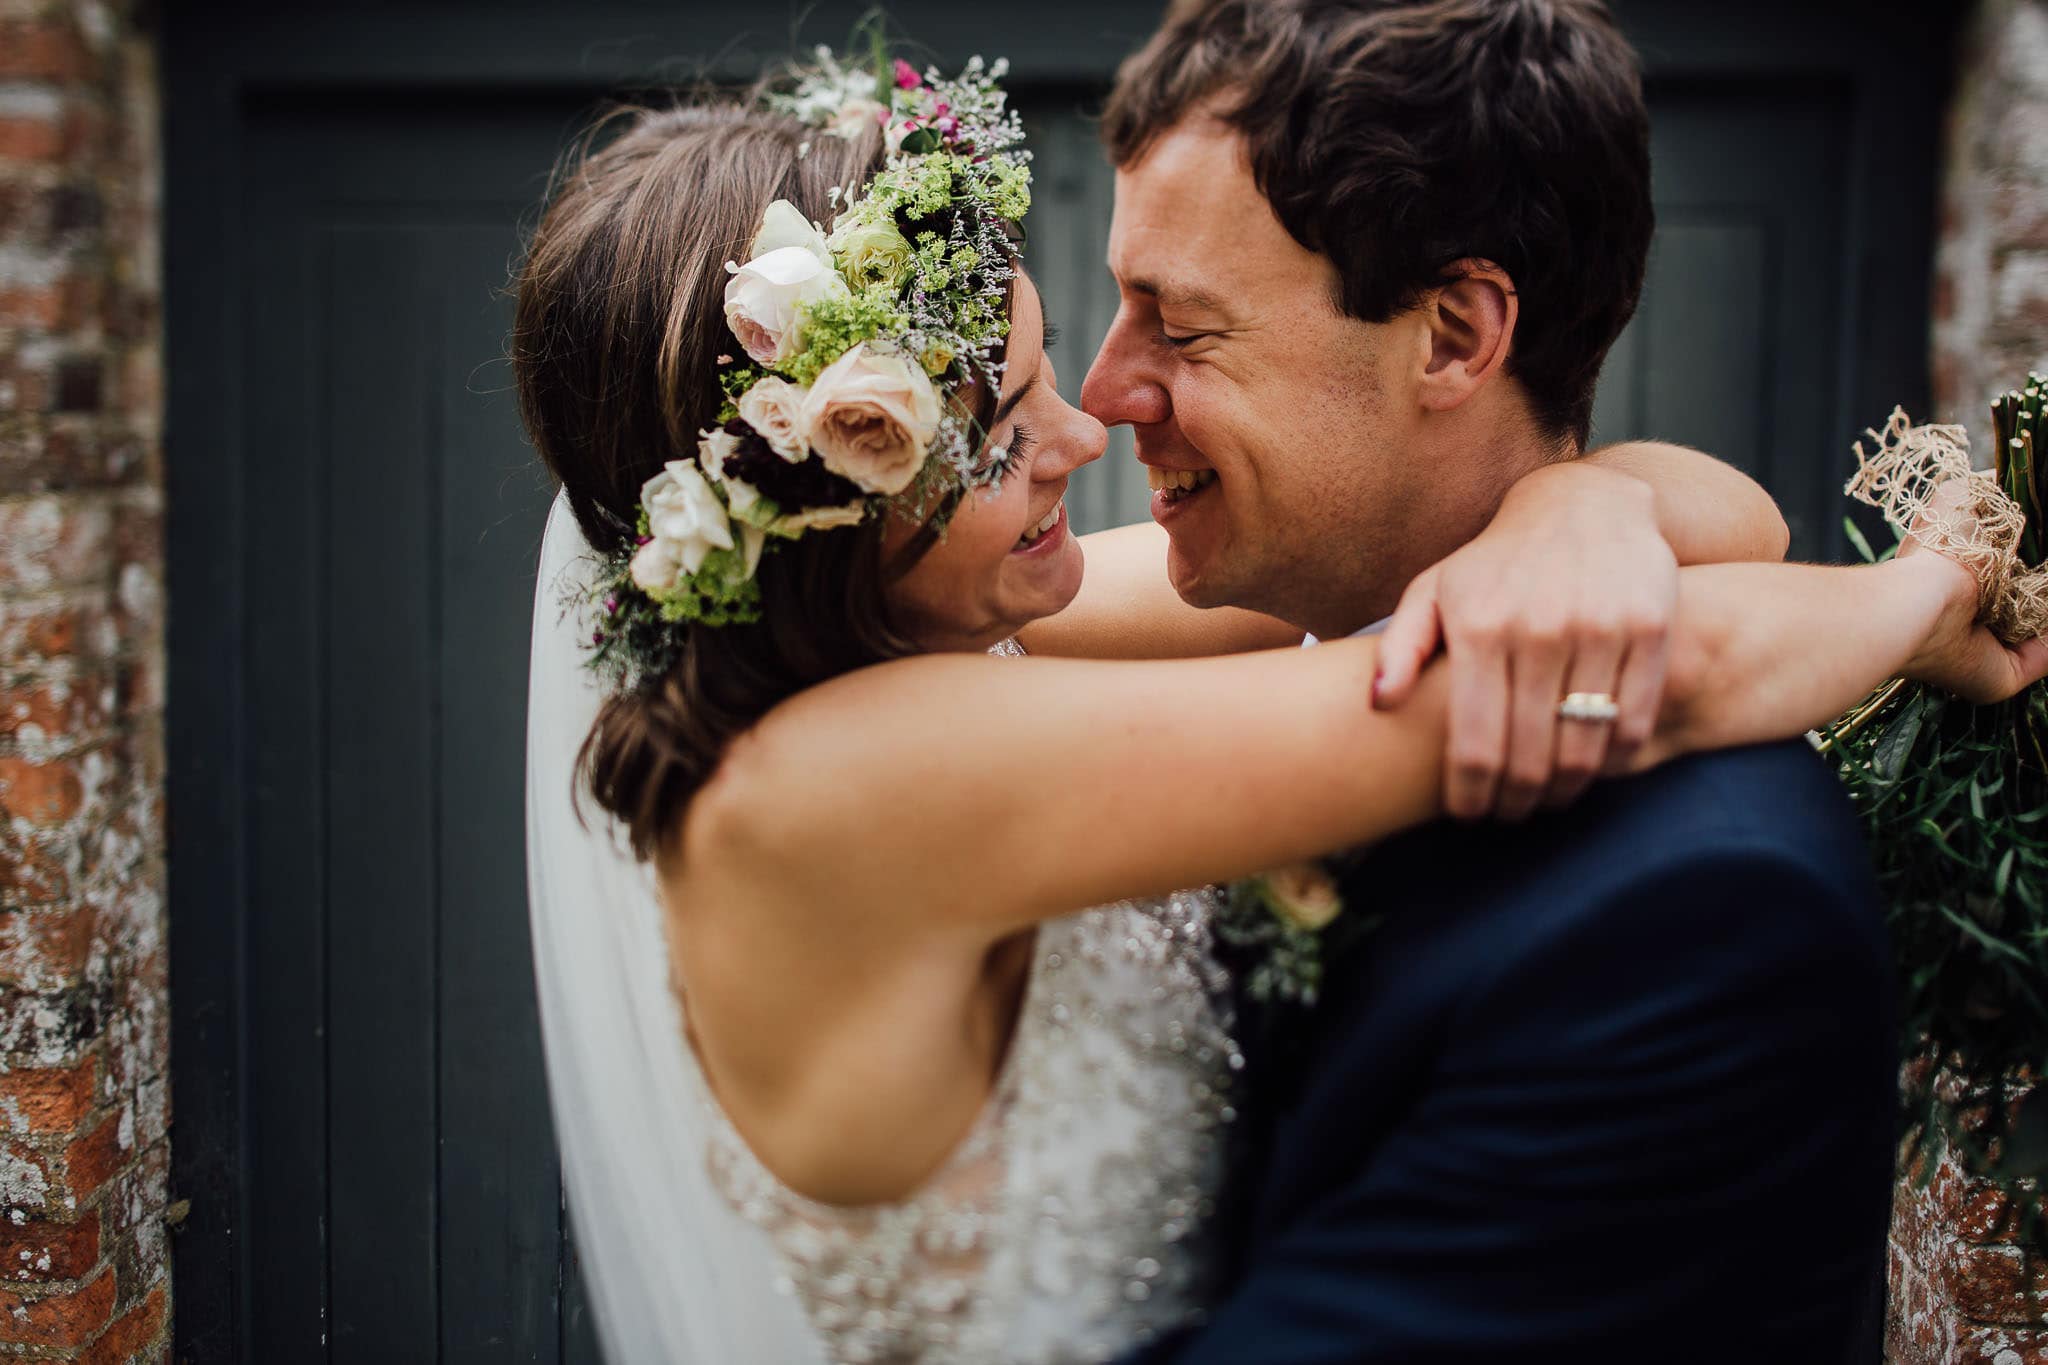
1081, 311, 1171, 430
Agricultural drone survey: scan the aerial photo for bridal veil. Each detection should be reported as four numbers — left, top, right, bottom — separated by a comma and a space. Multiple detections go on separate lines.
524, 492, 819, 1363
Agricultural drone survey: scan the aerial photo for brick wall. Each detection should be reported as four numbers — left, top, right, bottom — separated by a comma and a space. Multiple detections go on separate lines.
0, 0, 170, 1360
1894, 0, 2048, 1360
1934, 0, 2048, 425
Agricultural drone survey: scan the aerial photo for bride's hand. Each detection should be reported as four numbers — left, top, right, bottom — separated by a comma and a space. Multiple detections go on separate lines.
1374, 462, 1676, 821
1896, 540, 2048, 703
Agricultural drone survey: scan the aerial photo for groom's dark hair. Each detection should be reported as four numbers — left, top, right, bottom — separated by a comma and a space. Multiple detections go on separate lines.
1102, 0, 1651, 445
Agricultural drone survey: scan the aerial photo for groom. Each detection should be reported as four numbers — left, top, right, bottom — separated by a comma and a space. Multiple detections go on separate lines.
1084, 0, 1894, 1358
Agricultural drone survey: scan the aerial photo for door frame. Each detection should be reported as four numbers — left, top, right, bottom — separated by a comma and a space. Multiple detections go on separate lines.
164, 2, 1953, 1355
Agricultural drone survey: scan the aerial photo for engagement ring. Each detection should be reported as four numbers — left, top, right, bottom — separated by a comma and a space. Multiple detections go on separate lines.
1557, 692, 1621, 723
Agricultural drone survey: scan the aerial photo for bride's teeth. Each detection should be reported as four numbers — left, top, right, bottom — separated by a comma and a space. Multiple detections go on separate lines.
1018, 500, 1064, 546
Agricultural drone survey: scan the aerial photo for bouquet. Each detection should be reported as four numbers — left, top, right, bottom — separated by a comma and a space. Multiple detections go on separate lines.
1823, 374, 2048, 1221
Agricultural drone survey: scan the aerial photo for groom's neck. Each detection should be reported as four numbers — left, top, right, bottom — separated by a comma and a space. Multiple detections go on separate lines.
1294, 416, 1574, 642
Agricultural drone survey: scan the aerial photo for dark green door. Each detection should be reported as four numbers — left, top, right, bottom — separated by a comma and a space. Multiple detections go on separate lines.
165, 3, 1949, 1358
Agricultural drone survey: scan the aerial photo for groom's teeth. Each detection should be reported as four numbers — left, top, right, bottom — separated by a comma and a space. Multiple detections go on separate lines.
1148, 468, 1217, 497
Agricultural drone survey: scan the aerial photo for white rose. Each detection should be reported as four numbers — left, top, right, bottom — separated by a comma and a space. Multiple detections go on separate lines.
799, 343, 942, 495
723, 246, 848, 366
736, 378, 810, 461
639, 460, 735, 578
748, 199, 833, 267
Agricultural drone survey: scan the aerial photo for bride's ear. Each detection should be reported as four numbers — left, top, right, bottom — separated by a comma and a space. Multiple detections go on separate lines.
1417, 259, 1517, 413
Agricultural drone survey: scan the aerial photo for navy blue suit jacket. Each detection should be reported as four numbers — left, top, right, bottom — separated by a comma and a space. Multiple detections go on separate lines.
1132, 740, 1893, 1363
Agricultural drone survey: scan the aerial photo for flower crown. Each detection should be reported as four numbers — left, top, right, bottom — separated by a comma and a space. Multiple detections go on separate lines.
584, 49, 1032, 688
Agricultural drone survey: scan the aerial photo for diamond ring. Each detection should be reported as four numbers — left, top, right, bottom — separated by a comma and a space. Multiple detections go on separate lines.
1557, 691, 1621, 723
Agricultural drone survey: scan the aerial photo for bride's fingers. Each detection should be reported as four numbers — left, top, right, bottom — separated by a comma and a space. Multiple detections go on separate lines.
1373, 569, 1442, 709
2015, 637, 2048, 692
1543, 636, 1626, 809
1444, 632, 1511, 820
1601, 630, 1670, 776
1495, 634, 1572, 823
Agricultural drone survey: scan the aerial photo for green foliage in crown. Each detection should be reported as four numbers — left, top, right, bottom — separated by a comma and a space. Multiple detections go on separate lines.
577, 46, 1035, 692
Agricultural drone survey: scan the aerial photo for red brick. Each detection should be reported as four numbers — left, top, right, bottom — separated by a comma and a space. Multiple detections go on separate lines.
0, 280, 63, 327
0, 829, 73, 906
61, 1109, 128, 1203
1955, 1326, 2048, 1362
0, 1056, 94, 1135
0, 497, 116, 592
1937, 1239, 2048, 1324
0, 1263, 114, 1347
0, 596, 115, 661
0, 1206, 96, 1283
0, 117, 63, 165
0, 756, 83, 824
83, 1283, 163, 1365
0, 22, 94, 83
0, 907, 97, 987
0, 675, 110, 744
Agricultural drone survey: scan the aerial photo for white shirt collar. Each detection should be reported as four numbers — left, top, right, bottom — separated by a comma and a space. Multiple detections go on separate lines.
1301, 615, 1392, 648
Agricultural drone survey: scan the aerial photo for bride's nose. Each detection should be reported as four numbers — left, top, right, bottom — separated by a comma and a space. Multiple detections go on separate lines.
1041, 398, 1107, 479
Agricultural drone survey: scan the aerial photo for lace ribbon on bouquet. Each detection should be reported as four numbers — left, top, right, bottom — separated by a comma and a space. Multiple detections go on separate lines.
1845, 407, 2048, 641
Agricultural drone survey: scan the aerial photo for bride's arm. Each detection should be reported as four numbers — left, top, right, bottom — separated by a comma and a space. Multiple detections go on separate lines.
700, 546, 2042, 938
1649, 548, 2048, 763
1016, 521, 1303, 659
1580, 440, 1789, 565
1017, 442, 1784, 662
693, 639, 1445, 927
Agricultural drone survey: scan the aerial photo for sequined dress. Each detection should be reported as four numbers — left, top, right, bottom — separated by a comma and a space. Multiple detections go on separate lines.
699, 640, 1241, 1365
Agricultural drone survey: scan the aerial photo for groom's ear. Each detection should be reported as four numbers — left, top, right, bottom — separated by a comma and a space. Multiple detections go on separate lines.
1416, 259, 1518, 413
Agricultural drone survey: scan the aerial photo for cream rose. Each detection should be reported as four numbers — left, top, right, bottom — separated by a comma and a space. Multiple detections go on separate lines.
629, 538, 682, 593
695, 427, 742, 482
799, 343, 942, 495
723, 246, 848, 366
736, 378, 810, 461
828, 213, 914, 292
1260, 863, 1344, 932
824, 97, 888, 139
637, 460, 735, 582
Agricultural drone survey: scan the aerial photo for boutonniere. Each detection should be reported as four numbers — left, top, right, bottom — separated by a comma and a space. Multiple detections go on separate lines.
1217, 859, 1372, 1007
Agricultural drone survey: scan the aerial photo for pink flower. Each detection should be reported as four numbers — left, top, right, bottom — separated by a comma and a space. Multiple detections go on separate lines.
799, 343, 942, 495
894, 58, 922, 90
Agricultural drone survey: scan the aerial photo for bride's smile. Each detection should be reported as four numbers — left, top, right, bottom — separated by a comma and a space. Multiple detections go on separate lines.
881, 273, 1105, 653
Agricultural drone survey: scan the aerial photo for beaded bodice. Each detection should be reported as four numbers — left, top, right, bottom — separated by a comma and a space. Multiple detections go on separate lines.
700, 642, 1241, 1363
705, 893, 1238, 1363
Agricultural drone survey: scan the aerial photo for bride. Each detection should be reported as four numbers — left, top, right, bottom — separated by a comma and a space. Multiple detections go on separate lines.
518, 56, 2043, 1364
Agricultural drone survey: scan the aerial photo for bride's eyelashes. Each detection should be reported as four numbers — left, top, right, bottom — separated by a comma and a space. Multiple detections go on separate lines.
981, 424, 1036, 481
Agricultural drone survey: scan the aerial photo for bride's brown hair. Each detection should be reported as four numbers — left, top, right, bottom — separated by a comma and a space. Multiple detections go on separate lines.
514, 101, 937, 857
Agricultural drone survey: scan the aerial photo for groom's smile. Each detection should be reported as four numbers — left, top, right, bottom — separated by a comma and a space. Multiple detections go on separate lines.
1082, 113, 1416, 636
